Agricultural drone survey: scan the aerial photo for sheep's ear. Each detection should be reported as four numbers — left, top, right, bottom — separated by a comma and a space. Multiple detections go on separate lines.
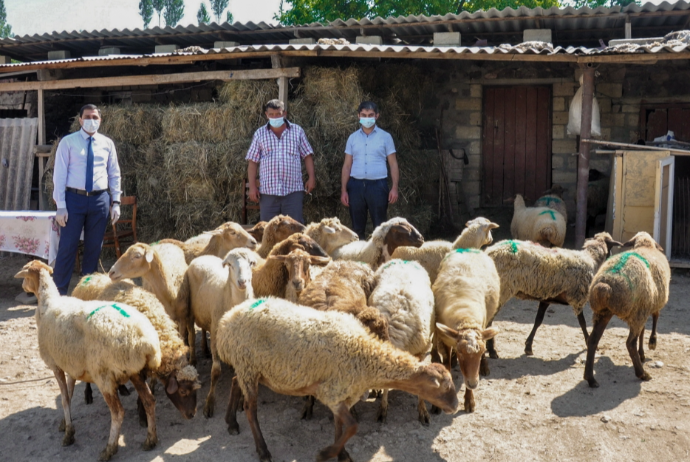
621, 237, 637, 249
166, 374, 179, 395
655, 242, 664, 252
249, 258, 258, 267
269, 255, 288, 261
145, 249, 154, 263
323, 226, 336, 234
14, 269, 29, 279
310, 256, 331, 266
436, 323, 459, 343
482, 327, 499, 341
488, 222, 500, 230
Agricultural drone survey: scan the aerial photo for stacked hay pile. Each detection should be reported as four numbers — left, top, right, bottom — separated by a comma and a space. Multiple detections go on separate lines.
44, 65, 437, 242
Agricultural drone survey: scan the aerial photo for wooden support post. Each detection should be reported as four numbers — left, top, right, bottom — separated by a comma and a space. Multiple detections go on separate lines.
37, 88, 45, 145
278, 77, 288, 110
575, 65, 596, 248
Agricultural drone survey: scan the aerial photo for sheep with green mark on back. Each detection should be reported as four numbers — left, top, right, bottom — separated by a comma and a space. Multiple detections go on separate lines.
511, 194, 566, 248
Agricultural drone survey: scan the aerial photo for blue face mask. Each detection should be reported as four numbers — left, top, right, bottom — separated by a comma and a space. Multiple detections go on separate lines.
360, 117, 376, 129
268, 117, 284, 128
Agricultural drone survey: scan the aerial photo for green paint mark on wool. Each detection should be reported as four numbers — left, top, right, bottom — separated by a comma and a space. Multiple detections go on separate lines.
539, 210, 557, 220
541, 197, 562, 205
608, 252, 650, 274
150, 241, 160, 246
81, 276, 92, 286
453, 248, 480, 254
381, 259, 417, 270
87, 304, 130, 320
248, 298, 267, 311
503, 240, 520, 254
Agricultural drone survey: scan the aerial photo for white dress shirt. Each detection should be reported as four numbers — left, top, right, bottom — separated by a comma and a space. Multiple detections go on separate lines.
52, 129, 122, 209
345, 126, 396, 180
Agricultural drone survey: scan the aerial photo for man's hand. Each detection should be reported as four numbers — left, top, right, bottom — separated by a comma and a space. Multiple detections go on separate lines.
111, 204, 121, 225
55, 208, 68, 227
248, 185, 260, 202
388, 187, 399, 204
340, 191, 349, 207
305, 176, 316, 194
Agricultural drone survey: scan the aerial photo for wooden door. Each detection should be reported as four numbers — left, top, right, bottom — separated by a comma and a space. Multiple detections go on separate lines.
482, 86, 551, 206
641, 104, 690, 142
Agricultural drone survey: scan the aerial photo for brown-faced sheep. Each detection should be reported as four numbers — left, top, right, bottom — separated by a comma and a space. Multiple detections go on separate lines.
247, 221, 268, 243
432, 249, 500, 413
72, 273, 200, 424
584, 232, 671, 388
216, 297, 458, 462
15, 261, 161, 461
511, 194, 566, 248
162, 222, 258, 264
391, 217, 498, 283
271, 247, 331, 303
331, 217, 424, 269
255, 214, 306, 259
485, 232, 622, 357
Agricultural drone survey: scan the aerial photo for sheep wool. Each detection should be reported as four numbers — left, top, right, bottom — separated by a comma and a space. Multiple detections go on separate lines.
511, 194, 566, 247
304, 217, 358, 256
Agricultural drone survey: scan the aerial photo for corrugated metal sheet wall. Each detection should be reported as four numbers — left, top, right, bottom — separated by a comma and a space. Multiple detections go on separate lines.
0, 118, 38, 210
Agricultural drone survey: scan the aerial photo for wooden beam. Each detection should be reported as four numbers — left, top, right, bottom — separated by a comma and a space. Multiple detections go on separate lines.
37, 88, 46, 211
37, 88, 45, 144
278, 76, 288, 110
0, 67, 301, 92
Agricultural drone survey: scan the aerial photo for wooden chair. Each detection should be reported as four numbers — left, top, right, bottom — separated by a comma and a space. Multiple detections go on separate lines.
242, 178, 260, 225
103, 196, 138, 258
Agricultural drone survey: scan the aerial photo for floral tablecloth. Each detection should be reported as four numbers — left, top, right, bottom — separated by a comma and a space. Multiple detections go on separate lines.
0, 211, 60, 265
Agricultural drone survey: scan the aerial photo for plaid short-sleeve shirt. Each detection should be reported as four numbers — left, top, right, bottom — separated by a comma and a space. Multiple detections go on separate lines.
245, 120, 314, 196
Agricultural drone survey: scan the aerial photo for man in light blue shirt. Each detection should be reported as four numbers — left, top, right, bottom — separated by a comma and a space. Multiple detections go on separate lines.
341, 101, 399, 239
52, 104, 122, 294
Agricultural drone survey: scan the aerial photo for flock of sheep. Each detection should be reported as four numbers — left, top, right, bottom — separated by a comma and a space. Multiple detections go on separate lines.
13, 185, 672, 462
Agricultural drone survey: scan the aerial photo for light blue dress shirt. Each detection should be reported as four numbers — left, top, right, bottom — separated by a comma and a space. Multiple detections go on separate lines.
52, 129, 122, 209
345, 126, 396, 180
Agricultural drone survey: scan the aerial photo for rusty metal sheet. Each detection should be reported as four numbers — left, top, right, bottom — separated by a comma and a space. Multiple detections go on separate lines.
0, 118, 38, 210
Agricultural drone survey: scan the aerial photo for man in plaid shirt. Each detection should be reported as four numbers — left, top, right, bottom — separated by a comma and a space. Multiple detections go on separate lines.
246, 99, 315, 223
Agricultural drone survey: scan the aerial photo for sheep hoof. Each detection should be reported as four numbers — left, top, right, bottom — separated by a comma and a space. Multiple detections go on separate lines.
258, 450, 273, 462
639, 353, 646, 362
464, 399, 475, 413
337, 450, 354, 462
586, 378, 600, 388
524, 346, 534, 356
649, 338, 657, 350
99, 444, 118, 461
142, 435, 158, 451
376, 407, 387, 424
418, 412, 430, 426
227, 423, 240, 436
639, 372, 652, 381
58, 418, 66, 432
84, 388, 93, 405
430, 405, 442, 415
203, 401, 215, 419
300, 403, 313, 420
62, 425, 75, 446
118, 384, 131, 397
488, 351, 499, 360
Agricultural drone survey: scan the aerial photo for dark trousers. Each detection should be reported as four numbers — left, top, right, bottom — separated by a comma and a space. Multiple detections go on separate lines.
53, 190, 110, 295
260, 191, 304, 224
347, 177, 389, 240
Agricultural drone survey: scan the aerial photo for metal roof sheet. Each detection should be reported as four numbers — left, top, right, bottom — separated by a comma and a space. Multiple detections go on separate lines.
0, 2, 688, 61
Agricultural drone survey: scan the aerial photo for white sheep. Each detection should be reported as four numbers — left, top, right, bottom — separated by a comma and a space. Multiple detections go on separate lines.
432, 248, 500, 413
216, 297, 459, 462
15, 260, 161, 461
162, 221, 258, 264
72, 273, 200, 423
176, 248, 258, 417
485, 232, 622, 357
109, 242, 188, 338
331, 217, 424, 269
585, 232, 671, 388
511, 194, 566, 247
368, 259, 436, 424
391, 217, 498, 282
533, 184, 568, 223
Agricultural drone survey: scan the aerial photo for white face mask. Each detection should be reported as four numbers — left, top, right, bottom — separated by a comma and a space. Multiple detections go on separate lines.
82, 119, 100, 133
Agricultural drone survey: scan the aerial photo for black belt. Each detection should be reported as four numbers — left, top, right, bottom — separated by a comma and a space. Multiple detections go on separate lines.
66, 187, 108, 197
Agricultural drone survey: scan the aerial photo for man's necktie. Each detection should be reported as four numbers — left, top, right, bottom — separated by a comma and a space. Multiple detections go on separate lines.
85, 136, 94, 192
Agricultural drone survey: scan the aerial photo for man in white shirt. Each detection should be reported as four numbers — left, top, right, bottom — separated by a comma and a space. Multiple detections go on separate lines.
52, 104, 122, 295
340, 101, 399, 239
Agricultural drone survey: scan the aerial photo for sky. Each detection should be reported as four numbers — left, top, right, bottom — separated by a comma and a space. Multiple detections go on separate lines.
4, 0, 671, 37
5, 0, 284, 36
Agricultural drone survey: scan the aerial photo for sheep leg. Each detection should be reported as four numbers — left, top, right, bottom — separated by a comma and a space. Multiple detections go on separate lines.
417, 396, 430, 426
479, 355, 490, 377
243, 381, 272, 462
464, 387, 475, 413
204, 340, 222, 418
577, 311, 590, 344
60, 376, 77, 432
525, 302, 549, 356
638, 325, 646, 363
54, 368, 75, 446
100, 391, 124, 461
187, 318, 197, 367
376, 389, 388, 423
130, 372, 158, 451
84, 382, 94, 405
225, 376, 243, 435
137, 371, 149, 428
649, 312, 659, 350
301, 395, 315, 420
317, 403, 357, 462
627, 328, 652, 382
486, 323, 499, 359
584, 311, 613, 388
201, 329, 211, 358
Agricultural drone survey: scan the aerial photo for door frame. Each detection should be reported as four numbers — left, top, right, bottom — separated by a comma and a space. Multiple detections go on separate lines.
654, 155, 675, 260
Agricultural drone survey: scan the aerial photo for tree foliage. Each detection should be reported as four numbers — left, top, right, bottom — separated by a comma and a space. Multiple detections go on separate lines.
163, 0, 185, 27
227, 10, 234, 23
152, 0, 165, 27
275, 0, 561, 25
210, 0, 230, 23
567, 0, 640, 7
197, 2, 211, 24
139, 0, 154, 29
0, 0, 13, 38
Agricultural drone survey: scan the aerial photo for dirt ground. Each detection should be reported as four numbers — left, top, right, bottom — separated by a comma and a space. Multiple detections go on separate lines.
1, 254, 689, 462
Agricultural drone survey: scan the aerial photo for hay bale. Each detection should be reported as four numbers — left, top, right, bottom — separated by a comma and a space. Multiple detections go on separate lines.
68, 105, 164, 144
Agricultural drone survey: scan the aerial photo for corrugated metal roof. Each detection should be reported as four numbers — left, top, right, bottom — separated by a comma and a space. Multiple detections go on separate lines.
0, 2, 688, 60
0, 118, 38, 211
